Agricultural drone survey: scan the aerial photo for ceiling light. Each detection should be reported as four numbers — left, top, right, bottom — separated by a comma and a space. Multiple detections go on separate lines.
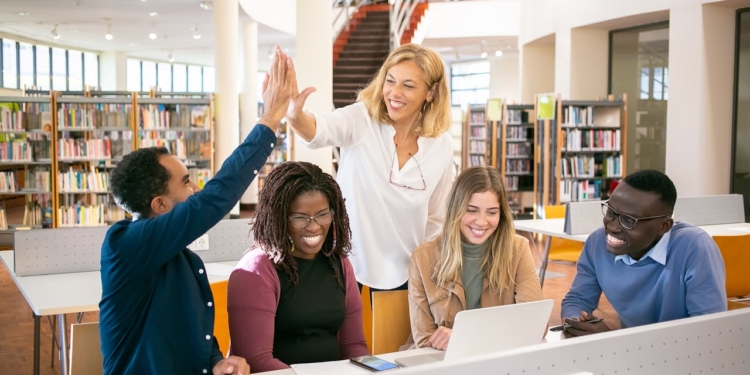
51, 25, 60, 39
105, 24, 113, 40
199, 1, 213, 11
454, 48, 460, 60
17, 12, 29, 16
149, 32, 157, 40
149, 12, 159, 17
495, 50, 503, 57
168, 52, 174, 63
192, 26, 201, 40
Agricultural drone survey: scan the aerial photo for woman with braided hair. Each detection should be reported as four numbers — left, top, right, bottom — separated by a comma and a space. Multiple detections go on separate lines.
226, 161, 369, 373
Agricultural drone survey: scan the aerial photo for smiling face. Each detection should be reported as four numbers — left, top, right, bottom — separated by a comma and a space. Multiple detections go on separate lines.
382, 60, 434, 129
287, 190, 332, 260
603, 182, 673, 260
459, 190, 501, 245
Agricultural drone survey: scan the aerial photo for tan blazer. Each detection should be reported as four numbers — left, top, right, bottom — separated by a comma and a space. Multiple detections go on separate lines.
404, 234, 544, 349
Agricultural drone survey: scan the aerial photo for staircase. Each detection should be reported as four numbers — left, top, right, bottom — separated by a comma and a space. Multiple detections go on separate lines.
332, 5, 391, 109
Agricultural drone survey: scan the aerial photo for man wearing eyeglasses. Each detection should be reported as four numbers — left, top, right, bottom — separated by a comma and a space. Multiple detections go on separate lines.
561, 169, 727, 337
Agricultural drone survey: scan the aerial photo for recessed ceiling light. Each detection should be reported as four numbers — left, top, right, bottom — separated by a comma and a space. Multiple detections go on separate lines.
495, 50, 503, 57
149, 32, 157, 40
199, 1, 213, 11
149, 12, 159, 17
17, 12, 30, 16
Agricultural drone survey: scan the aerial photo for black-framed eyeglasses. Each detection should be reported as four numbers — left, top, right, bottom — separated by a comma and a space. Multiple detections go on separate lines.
389, 149, 426, 190
601, 202, 671, 230
288, 210, 334, 229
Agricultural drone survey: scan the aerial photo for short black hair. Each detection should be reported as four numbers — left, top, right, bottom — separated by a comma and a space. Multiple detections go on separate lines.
111, 147, 171, 219
622, 169, 677, 211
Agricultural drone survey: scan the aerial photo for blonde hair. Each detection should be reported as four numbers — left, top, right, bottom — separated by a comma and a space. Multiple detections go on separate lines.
432, 166, 517, 292
357, 43, 450, 138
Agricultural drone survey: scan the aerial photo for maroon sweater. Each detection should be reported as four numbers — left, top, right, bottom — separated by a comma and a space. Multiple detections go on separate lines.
227, 247, 369, 372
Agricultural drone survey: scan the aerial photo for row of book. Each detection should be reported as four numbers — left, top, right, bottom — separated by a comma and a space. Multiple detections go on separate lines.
188, 169, 212, 190
0, 170, 49, 193
140, 105, 210, 129
562, 129, 621, 152
58, 138, 112, 160
506, 126, 529, 140
58, 170, 110, 192
0, 105, 53, 132
561, 106, 621, 128
468, 155, 486, 167
58, 204, 108, 227
57, 104, 132, 129
505, 143, 531, 158
507, 110, 529, 125
469, 140, 486, 153
470, 112, 486, 125
0, 141, 35, 162
560, 155, 623, 179
469, 126, 486, 138
505, 159, 532, 174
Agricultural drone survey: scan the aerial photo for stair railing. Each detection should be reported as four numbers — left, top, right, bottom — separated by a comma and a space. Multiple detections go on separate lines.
332, 0, 369, 42
390, 0, 424, 50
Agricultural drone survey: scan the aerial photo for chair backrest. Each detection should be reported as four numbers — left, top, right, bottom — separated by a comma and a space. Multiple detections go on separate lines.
544, 205, 566, 219
360, 285, 373, 353
69, 322, 102, 375
371, 290, 411, 355
210, 280, 230, 354
711, 235, 750, 298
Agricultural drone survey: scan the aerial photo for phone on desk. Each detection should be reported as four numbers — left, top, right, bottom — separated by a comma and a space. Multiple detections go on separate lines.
350, 355, 400, 372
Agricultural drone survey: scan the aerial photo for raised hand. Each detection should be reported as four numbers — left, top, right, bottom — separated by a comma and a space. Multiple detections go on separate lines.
259, 45, 294, 132
285, 54, 316, 123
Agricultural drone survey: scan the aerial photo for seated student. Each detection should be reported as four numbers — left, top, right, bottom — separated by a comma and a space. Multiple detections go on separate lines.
562, 169, 727, 337
227, 162, 369, 373
405, 166, 544, 350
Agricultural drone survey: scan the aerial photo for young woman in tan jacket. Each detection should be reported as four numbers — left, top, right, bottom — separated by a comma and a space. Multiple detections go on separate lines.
405, 166, 544, 350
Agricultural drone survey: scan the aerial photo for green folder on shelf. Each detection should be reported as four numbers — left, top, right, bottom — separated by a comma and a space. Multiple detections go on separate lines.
537, 93, 556, 120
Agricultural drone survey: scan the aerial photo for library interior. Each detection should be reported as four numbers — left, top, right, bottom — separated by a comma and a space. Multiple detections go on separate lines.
1, 0, 750, 374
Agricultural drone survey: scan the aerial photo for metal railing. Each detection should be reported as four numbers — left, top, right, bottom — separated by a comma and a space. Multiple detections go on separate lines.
390, 0, 423, 49
332, 0, 370, 41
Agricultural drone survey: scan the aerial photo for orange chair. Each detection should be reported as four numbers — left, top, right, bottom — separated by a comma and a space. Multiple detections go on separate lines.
210, 280, 231, 355
371, 290, 411, 355
711, 235, 750, 302
361, 285, 373, 353
544, 205, 584, 263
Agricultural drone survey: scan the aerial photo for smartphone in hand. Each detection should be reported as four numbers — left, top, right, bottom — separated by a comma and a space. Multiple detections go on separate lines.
350, 355, 400, 372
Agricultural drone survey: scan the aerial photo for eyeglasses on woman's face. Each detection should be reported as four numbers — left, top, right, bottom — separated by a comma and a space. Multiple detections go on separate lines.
288, 210, 335, 229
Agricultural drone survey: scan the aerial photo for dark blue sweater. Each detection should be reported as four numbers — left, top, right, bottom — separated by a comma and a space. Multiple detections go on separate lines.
99, 125, 276, 375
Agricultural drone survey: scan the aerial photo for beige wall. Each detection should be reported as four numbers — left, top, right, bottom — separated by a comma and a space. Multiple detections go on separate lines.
520, 42, 555, 104
489, 55, 520, 103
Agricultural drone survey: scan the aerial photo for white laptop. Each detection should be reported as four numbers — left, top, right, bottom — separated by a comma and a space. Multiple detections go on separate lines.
394, 299, 554, 367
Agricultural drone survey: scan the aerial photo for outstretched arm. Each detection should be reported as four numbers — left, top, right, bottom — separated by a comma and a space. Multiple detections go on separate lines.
276, 47, 317, 142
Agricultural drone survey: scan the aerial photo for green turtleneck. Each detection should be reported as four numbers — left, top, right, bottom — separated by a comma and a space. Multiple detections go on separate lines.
461, 241, 485, 310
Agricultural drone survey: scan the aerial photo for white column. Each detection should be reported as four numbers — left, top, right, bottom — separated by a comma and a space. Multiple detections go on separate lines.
295, 0, 333, 174
99, 51, 127, 91
665, 3, 734, 196
214, 0, 240, 215
489, 54, 520, 103
569, 28, 608, 100
241, 20, 260, 205
554, 28, 572, 99
520, 42, 555, 104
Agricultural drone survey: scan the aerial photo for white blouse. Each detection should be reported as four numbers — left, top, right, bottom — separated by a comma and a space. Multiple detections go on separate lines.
307, 102, 455, 289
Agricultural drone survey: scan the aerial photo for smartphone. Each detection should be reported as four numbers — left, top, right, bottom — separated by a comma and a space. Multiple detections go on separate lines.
350, 355, 400, 372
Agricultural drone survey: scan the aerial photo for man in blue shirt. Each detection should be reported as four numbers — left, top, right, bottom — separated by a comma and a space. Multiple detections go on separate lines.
99, 48, 292, 374
562, 169, 727, 337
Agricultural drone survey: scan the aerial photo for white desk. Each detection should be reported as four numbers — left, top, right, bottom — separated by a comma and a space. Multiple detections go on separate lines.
0, 250, 238, 375
513, 219, 750, 287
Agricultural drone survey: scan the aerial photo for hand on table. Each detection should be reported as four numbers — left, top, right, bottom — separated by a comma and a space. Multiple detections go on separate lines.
425, 326, 452, 351
212, 355, 250, 375
563, 311, 609, 338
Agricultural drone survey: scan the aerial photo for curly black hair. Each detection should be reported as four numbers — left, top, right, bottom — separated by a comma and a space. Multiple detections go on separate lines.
110, 147, 171, 219
253, 161, 352, 288
622, 169, 677, 211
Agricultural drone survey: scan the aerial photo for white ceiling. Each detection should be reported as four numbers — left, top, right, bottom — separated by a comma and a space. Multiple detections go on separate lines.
0, 0, 296, 66
0, 0, 514, 68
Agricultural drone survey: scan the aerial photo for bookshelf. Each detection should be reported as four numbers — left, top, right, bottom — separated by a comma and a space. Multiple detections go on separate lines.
499, 103, 536, 219
0, 96, 54, 233
462, 104, 488, 168
555, 95, 628, 204
257, 120, 290, 192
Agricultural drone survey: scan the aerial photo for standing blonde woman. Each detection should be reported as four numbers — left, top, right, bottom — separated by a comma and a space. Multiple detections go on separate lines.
271, 44, 454, 292
406, 166, 544, 350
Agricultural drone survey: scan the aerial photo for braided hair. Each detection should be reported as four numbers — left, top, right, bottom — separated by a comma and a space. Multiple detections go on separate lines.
253, 161, 352, 289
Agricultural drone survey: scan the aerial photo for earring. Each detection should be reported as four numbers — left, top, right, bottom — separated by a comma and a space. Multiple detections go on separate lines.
289, 236, 295, 253
422, 100, 432, 113
331, 223, 337, 250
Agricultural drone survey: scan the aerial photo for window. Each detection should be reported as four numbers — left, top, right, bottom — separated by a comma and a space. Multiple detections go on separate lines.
127, 59, 141, 92
19, 42, 34, 89
187, 65, 202, 92
36, 46, 50, 90
173, 64, 187, 92
51, 48, 67, 90
68, 50, 83, 91
142, 61, 156, 91
3, 39, 18, 88
450, 61, 490, 107
202, 67, 215, 92
84, 52, 98, 89
158, 63, 172, 91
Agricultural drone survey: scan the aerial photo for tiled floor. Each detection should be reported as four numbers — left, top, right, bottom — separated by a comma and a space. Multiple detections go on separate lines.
0, 230, 615, 375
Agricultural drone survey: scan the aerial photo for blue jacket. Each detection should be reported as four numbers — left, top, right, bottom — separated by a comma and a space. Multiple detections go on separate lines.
99, 125, 276, 375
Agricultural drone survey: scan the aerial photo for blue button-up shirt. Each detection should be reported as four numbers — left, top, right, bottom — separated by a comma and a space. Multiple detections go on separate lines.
99, 125, 276, 375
